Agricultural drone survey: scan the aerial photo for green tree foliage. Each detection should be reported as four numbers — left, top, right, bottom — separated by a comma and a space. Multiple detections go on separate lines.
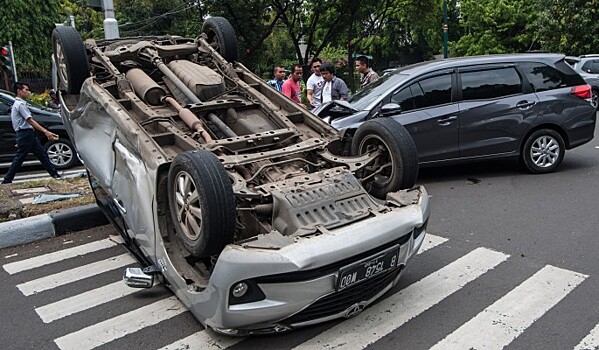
451, 0, 538, 56
116, 0, 203, 38
0, 0, 62, 74
60, 0, 104, 39
536, 0, 599, 55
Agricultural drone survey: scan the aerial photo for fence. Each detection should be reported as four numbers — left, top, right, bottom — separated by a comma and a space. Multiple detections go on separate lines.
1, 71, 53, 93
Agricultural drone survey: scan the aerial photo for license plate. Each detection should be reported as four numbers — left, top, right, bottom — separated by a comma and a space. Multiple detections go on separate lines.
336, 245, 400, 291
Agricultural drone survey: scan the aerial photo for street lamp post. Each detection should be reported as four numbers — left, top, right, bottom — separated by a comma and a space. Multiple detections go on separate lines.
102, 0, 119, 39
443, 0, 448, 58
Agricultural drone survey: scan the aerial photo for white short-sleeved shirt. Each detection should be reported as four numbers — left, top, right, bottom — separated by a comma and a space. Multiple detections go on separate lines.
322, 81, 332, 103
11, 98, 33, 132
307, 74, 325, 107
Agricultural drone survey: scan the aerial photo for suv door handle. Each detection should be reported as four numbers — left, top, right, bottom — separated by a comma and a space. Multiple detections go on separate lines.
438, 116, 457, 125
516, 101, 536, 109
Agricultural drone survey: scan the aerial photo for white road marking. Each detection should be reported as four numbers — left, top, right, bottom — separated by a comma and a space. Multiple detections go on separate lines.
417, 234, 448, 254
292, 247, 509, 350
430, 265, 588, 350
17, 253, 136, 296
54, 296, 186, 350
3, 236, 123, 275
158, 329, 243, 350
574, 323, 599, 350
35, 280, 145, 323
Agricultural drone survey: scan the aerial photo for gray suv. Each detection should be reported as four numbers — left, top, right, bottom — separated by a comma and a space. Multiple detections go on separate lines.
566, 55, 599, 109
315, 54, 596, 174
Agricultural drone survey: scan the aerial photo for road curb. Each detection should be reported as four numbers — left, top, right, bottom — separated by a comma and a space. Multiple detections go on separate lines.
0, 204, 109, 249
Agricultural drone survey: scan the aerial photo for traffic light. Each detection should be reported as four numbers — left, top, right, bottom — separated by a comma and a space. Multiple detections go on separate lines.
0, 46, 12, 72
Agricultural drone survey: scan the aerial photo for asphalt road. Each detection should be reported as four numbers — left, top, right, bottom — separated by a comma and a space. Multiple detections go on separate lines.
0, 122, 598, 350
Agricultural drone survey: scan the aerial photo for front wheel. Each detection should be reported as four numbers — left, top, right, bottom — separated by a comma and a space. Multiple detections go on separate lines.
45, 138, 78, 169
167, 150, 236, 258
521, 129, 565, 174
351, 118, 419, 198
52, 26, 89, 94
201, 17, 238, 62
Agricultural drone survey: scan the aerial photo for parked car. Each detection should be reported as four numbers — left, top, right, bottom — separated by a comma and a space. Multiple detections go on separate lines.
315, 54, 596, 174
565, 54, 599, 109
0, 89, 78, 169
52, 18, 428, 335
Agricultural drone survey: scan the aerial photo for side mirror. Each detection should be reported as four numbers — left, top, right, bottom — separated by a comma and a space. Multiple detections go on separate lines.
380, 103, 402, 117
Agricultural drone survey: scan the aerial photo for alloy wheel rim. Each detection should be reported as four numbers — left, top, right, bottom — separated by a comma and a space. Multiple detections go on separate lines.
592, 91, 598, 109
173, 171, 202, 241
530, 135, 560, 168
55, 42, 69, 91
47, 142, 73, 166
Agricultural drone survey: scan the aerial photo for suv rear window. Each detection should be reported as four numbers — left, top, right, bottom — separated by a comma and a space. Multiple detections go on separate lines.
519, 61, 585, 92
460, 67, 522, 101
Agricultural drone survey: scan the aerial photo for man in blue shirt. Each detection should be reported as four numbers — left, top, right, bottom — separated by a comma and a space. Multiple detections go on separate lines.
266, 65, 286, 92
2, 82, 61, 184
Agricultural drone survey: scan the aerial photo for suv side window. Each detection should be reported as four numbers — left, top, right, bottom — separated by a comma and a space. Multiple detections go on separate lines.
0, 98, 11, 115
519, 61, 584, 92
582, 59, 599, 74
390, 87, 415, 112
390, 74, 452, 112
460, 67, 522, 100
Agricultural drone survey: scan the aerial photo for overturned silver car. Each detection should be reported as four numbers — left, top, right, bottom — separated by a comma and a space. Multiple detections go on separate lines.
52, 17, 429, 335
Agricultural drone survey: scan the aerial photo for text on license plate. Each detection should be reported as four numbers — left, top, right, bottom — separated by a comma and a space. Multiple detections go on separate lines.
336, 245, 400, 291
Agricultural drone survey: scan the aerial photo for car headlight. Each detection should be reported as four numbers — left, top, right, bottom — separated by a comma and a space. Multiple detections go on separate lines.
229, 280, 266, 305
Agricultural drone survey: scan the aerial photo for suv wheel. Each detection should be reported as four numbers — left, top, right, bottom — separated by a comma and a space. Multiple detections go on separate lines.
591, 89, 598, 110
521, 129, 565, 174
202, 17, 238, 62
45, 139, 77, 169
52, 26, 89, 94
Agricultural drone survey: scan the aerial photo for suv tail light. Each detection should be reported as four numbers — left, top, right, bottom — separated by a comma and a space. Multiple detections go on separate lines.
571, 84, 592, 99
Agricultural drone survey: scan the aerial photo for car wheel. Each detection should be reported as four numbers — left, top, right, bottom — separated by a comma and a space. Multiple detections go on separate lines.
45, 138, 77, 169
168, 150, 236, 258
52, 26, 90, 94
351, 118, 419, 198
591, 89, 599, 110
202, 17, 238, 62
521, 129, 565, 174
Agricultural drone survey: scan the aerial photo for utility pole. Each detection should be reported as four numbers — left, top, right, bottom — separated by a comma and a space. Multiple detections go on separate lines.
443, 0, 448, 58
102, 0, 119, 39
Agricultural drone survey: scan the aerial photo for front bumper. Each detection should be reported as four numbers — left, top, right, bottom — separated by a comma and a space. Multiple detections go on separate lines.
184, 186, 429, 334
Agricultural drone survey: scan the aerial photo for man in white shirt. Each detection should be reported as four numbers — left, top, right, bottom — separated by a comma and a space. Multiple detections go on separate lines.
320, 63, 349, 103
306, 58, 324, 109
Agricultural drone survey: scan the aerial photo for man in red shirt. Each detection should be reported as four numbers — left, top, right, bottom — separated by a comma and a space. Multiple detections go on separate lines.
282, 64, 303, 104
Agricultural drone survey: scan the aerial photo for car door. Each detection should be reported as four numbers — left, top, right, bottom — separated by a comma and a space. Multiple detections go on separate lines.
457, 65, 540, 158
388, 71, 459, 163
0, 96, 17, 163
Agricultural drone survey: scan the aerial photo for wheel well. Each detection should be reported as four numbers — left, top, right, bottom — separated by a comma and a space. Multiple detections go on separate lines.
520, 124, 569, 154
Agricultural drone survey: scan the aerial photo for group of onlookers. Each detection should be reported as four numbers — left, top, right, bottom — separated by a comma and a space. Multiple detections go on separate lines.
266, 55, 379, 109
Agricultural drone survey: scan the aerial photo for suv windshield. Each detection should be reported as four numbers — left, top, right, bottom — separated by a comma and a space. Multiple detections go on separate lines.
350, 72, 409, 110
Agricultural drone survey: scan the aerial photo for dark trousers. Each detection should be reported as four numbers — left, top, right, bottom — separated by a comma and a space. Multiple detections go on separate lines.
2, 129, 59, 183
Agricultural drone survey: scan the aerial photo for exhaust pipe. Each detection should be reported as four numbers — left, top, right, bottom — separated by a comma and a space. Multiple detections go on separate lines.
125, 68, 166, 106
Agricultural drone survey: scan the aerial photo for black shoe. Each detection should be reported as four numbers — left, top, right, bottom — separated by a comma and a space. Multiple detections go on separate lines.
1, 181, 12, 184
52, 175, 62, 179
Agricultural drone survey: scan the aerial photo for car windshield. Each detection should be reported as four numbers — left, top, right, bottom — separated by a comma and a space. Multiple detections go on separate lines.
349, 72, 409, 110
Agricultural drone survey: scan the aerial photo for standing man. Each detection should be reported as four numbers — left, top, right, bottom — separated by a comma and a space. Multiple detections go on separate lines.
282, 64, 303, 105
320, 63, 349, 103
267, 65, 286, 92
1, 82, 61, 184
355, 55, 379, 89
306, 58, 324, 109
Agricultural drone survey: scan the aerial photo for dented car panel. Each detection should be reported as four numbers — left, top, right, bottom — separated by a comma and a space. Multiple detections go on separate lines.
53, 17, 428, 334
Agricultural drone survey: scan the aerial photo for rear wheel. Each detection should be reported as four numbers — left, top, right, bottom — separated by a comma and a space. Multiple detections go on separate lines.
45, 138, 77, 169
351, 118, 419, 198
52, 26, 89, 94
202, 17, 238, 62
521, 129, 565, 173
591, 89, 598, 110
168, 150, 236, 258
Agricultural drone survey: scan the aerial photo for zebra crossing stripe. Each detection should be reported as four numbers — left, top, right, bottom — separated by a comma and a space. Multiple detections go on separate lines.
417, 234, 448, 254
3, 236, 123, 275
430, 265, 588, 350
35, 280, 145, 323
54, 296, 186, 350
573, 323, 599, 350
158, 329, 243, 350
292, 247, 509, 350
17, 253, 136, 296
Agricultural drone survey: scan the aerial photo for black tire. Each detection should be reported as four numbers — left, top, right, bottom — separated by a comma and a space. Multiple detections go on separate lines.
591, 89, 598, 110
202, 17, 238, 62
351, 118, 419, 198
44, 138, 78, 169
167, 150, 236, 258
52, 26, 90, 94
521, 129, 565, 174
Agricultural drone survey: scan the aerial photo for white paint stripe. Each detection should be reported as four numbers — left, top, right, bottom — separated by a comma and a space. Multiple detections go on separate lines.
54, 296, 186, 350
574, 323, 599, 350
293, 247, 509, 350
417, 234, 448, 254
3, 236, 123, 274
35, 280, 145, 323
17, 253, 136, 296
158, 329, 243, 350
431, 265, 588, 350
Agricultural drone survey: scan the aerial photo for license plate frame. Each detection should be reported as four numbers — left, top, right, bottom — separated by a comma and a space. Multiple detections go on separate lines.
336, 245, 400, 291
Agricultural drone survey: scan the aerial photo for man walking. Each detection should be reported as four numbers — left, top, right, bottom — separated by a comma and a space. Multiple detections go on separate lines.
306, 58, 324, 109
355, 55, 379, 89
1, 82, 61, 184
267, 65, 286, 92
320, 63, 349, 102
282, 64, 303, 105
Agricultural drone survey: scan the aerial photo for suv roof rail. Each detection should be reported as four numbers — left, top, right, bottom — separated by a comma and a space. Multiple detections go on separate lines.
580, 54, 599, 58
